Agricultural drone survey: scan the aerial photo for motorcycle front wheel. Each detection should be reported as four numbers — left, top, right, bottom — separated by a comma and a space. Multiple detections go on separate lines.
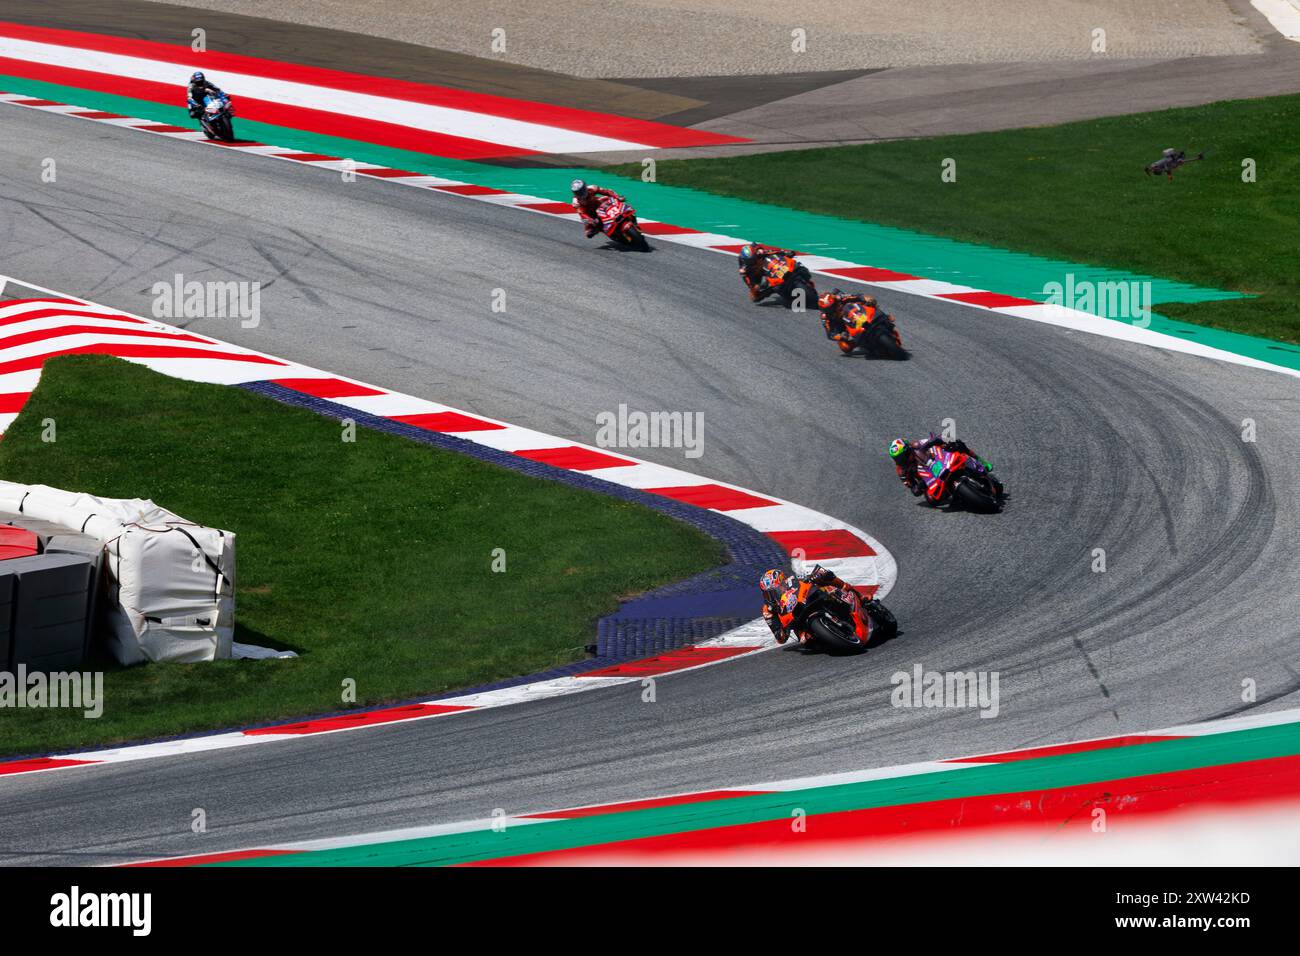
953, 476, 1001, 513
869, 322, 908, 360
807, 613, 867, 655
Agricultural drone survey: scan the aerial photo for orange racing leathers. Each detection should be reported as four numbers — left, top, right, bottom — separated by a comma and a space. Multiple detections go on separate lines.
740, 243, 798, 301
820, 292, 880, 353
762, 564, 856, 644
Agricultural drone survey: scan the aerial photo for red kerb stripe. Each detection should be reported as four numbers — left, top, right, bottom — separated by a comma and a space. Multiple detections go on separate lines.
0, 757, 99, 776
937, 291, 1042, 309
390, 411, 505, 432
766, 529, 875, 559
513, 446, 636, 471
644, 484, 777, 511
243, 703, 473, 736
580, 646, 758, 678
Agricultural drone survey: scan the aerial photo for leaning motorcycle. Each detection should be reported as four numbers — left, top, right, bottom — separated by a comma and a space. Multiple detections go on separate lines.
755, 254, 818, 311
928, 443, 1005, 512
838, 303, 908, 359
594, 196, 649, 250
763, 579, 896, 654
199, 93, 236, 142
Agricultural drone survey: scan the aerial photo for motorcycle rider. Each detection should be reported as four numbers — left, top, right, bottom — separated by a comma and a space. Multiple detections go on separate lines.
186, 71, 229, 120
571, 179, 626, 238
888, 434, 1002, 504
818, 289, 882, 353
760, 565, 861, 645
738, 242, 799, 302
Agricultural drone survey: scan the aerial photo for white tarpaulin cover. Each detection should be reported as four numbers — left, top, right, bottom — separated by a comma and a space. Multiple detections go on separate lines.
0, 481, 258, 664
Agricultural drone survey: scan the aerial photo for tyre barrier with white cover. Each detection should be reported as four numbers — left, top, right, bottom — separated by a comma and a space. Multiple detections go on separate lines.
0, 482, 239, 665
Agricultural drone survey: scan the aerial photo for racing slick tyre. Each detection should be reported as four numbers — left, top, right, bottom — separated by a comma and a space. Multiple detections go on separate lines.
866, 601, 898, 643
953, 476, 1002, 513
211, 116, 235, 142
807, 613, 868, 655
784, 280, 817, 313
624, 223, 649, 251
869, 322, 908, 360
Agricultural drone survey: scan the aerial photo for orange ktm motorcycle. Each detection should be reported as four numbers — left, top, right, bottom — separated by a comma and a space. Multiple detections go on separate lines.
831, 302, 908, 359
755, 254, 818, 310
762, 578, 897, 654
594, 195, 649, 250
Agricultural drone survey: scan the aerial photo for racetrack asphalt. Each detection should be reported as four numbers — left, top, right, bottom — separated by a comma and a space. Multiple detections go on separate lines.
1, 104, 1298, 865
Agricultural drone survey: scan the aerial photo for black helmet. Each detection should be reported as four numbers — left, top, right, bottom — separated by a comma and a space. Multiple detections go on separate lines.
191, 71, 206, 85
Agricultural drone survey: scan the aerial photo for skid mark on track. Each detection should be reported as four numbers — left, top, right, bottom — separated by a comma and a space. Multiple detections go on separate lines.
1072, 635, 1112, 700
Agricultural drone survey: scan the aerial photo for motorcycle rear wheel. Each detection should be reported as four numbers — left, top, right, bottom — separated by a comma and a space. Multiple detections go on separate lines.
623, 222, 649, 251
783, 280, 816, 313
866, 601, 898, 642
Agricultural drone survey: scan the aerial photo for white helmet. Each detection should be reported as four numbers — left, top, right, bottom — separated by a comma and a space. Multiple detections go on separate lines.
571, 178, 588, 198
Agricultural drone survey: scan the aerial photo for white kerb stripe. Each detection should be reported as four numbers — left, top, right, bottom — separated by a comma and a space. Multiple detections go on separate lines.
0, 36, 654, 154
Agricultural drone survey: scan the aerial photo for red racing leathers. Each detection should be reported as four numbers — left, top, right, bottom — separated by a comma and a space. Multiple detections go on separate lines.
572, 186, 624, 237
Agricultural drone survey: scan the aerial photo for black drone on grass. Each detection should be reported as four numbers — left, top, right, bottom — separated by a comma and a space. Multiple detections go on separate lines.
1144, 147, 1207, 181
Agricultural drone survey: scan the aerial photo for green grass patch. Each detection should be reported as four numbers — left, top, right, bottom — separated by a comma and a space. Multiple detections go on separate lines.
0, 356, 721, 757
612, 93, 1300, 344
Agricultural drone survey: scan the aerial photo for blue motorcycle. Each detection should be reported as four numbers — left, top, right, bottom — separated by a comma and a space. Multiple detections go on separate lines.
199, 93, 236, 142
